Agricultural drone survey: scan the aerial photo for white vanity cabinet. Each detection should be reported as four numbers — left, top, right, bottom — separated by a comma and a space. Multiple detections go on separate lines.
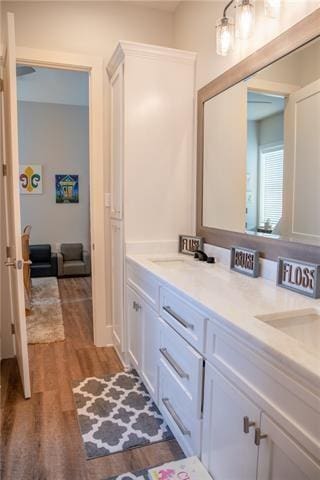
202, 363, 260, 480
125, 257, 320, 479
126, 288, 159, 401
202, 320, 320, 480
107, 43, 196, 361
202, 363, 320, 480
126, 265, 161, 402
257, 413, 320, 480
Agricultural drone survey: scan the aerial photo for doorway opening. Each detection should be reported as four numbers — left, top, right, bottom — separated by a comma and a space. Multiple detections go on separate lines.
17, 65, 94, 346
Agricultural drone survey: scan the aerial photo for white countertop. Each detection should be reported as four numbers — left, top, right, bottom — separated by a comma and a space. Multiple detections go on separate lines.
126, 253, 320, 390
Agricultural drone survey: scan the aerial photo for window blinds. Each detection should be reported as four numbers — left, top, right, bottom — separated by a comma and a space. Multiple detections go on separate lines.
259, 146, 284, 228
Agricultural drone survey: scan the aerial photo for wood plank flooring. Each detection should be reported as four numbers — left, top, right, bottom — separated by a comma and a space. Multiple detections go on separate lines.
1, 277, 183, 480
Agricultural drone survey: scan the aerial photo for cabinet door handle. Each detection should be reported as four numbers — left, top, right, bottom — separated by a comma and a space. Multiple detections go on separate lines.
243, 416, 256, 434
254, 427, 268, 446
163, 305, 194, 330
159, 348, 189, 379
132, 301, 141, 312
162, 398, 191, 436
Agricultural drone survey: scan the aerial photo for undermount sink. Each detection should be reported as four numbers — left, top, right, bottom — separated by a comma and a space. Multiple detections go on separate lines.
256, 308, 320, 357
150, 257, 187, 267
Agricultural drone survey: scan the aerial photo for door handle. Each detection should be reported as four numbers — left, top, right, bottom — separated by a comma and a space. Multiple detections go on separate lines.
254, 427, 268, 446
5, 259, 32, 270
162, 398, 190, 436
163, 305, 194, 330
159, 348, 189, 379
243, 416, 256, 434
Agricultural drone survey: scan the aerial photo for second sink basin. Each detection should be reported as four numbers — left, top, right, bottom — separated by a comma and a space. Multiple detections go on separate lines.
256, 308, 320, 357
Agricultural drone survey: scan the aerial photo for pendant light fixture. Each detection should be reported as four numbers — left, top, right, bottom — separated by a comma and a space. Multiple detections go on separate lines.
236, 0, 255, 40
264, 0, 281, 18
216, 1, 235, 56
216, 0, 282, 56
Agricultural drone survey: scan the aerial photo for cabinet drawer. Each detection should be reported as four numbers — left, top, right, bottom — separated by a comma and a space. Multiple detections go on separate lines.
160, 287, 207, 352
127, 261, 159, 310
159, 318, 203, 416
159, 362, 201, 457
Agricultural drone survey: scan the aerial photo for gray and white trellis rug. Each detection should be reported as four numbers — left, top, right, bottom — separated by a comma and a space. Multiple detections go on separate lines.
72, 370, 174, 459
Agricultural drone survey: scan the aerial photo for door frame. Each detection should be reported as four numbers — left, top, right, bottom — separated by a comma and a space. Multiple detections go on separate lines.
2, 45, 109, 347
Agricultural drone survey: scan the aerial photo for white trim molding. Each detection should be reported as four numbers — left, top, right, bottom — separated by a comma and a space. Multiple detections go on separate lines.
107, 40, 197, 78
15, 46, 109, 347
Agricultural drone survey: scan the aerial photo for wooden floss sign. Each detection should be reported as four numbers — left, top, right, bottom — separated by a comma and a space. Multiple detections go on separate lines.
277, 257, 320, 298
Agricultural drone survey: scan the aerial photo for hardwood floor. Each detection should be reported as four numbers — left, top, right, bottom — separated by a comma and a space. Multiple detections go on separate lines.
1, 277, 183, 480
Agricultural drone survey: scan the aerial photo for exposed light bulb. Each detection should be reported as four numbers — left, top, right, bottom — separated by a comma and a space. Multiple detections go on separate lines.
216, 16, 235, 56
264, 0, 281, 18
236, 0, 255, 40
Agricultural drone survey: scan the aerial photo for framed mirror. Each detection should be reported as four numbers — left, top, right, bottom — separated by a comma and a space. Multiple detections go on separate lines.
197, 9, 320, 261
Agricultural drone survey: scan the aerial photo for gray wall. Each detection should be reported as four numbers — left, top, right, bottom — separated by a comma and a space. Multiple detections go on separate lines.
259, 112, 284, 147
18, 101, 90, 251
246, 121, 259, 231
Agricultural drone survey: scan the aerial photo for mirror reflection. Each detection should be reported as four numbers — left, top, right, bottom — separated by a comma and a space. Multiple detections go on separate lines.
203, 37, 320, 246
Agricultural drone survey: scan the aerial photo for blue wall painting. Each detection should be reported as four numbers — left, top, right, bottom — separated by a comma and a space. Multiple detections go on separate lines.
55, 174, 79, 203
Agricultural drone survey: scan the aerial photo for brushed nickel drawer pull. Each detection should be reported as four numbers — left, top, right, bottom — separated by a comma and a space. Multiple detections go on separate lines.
163, 305, 194, 330
162, 398, 191, 436
243, 416, 256, 434
159, 348, 189, 379
254, 427, 268, 446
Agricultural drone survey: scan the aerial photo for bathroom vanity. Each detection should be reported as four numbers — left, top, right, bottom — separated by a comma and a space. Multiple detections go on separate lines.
125, 254, 320, 480
108, 11, 320, 480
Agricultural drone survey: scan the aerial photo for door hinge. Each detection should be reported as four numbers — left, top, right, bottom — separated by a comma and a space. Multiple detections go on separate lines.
0, 79, 3, 92
2, 164, 7, 176
6, 246, 12, 258
11, 323, 15, 335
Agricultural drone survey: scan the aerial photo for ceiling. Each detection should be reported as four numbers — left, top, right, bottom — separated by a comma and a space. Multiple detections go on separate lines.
247, 92, 285, 121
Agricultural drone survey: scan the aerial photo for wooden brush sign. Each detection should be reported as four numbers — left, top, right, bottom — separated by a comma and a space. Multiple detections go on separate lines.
277, 258, 320, 298
230, 246, 260, 278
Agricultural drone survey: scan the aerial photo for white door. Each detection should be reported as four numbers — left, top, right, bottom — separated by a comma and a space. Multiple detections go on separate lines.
257, 413, 320, 480
283, 79, 320, 240
110, 63, 123, 220
141, 301, 159, 401
127, 286, 141, 371
110, 219, 124, 357
2, 12, 31, 398
202, 364, 259, 480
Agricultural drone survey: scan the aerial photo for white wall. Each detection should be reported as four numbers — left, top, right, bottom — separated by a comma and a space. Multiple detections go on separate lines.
18, 101, 90, 251
17, 68, 89, 106
173, 1, 320, 89
2, 0, 175, 334
203, 82, 247, 232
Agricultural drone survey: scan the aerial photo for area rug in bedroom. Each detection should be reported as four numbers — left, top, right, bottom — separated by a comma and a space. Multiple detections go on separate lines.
27, 277, 65, 344
72, 370, 174, 459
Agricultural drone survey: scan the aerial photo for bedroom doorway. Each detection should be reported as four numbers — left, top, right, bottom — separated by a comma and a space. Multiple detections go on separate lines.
17, 65, 93, 347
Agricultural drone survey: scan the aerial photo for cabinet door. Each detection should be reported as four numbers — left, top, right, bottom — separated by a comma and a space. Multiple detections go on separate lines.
257, 413, 320, 480
202, 363, 260, 480
141, 301, 159, 402
110, 220, 124, 356
127, 286, 142, 371
110, 63, 123, 220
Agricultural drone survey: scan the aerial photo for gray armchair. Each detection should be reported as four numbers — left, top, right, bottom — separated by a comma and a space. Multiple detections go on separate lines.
57, 243, 91, 277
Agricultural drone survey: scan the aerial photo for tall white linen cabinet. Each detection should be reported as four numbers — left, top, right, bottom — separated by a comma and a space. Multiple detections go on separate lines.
107, 42, 196, 362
